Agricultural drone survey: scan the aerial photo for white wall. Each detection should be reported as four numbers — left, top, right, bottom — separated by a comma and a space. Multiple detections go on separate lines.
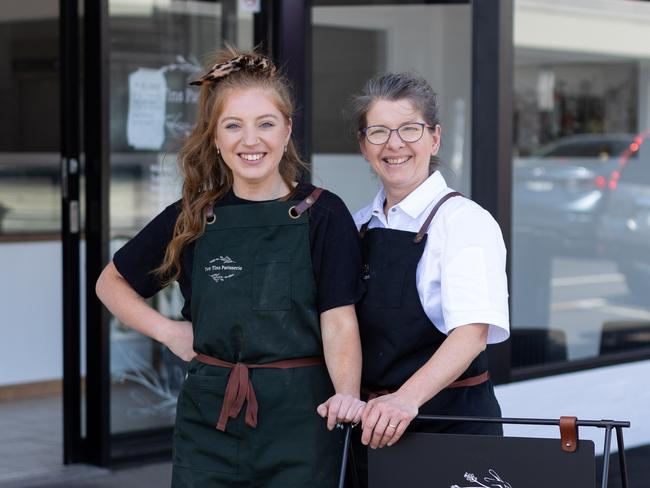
0, 241, 64, 385
496, 359, 650, 452
0, 239, 156, 387
515, 0, 650, 59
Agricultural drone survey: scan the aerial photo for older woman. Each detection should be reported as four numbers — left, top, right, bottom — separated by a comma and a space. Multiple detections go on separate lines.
351, 73, 510, 462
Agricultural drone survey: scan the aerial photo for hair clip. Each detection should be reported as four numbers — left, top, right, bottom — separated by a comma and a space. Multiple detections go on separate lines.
190, 54, 276, 86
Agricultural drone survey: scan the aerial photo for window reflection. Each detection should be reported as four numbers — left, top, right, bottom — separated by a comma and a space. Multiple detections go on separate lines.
311, 4, 472, 212
0, 17, 60, 236
511, 0, 650, 366
107, 0, 253, 434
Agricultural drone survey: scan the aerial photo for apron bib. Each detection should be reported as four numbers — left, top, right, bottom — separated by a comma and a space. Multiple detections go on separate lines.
171, 197, 343, 487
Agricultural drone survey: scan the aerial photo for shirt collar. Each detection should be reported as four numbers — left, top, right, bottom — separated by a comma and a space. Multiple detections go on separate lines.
382, 171, 449, 219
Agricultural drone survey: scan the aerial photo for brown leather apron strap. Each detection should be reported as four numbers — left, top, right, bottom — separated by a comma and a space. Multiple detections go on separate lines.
359, 219, 371, 238
203, 186, 322, 224
413, 191, 462, 243
205, 203, 215, 224
447, 370, 490, 388
194, 353, 324, 431
362, 371, 490, 400
361, 389, 392, 401
289, 187, 324, 218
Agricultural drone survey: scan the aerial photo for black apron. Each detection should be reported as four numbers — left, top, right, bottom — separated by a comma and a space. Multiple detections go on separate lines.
171, 192, 343, 487
356, 191, 502, 432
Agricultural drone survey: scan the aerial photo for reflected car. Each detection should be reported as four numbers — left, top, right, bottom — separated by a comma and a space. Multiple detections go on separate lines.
513, 132, 648, 255
598, 138, 650, 301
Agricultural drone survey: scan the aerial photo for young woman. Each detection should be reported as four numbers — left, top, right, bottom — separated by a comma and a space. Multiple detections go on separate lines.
350, 73, 510, 481
96, 49, 365, 487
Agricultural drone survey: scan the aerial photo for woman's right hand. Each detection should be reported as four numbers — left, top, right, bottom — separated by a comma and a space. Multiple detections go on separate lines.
160, 319, 196, 361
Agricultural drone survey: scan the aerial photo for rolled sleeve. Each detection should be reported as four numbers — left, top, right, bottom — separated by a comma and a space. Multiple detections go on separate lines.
440, 206, 510, 343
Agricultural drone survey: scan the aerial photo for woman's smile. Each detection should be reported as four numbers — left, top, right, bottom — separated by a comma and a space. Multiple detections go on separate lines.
239, 152, 266, 163
382, 155, 412, 166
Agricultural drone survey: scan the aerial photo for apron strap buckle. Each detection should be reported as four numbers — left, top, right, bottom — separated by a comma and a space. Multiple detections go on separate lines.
288, 187, 324, 219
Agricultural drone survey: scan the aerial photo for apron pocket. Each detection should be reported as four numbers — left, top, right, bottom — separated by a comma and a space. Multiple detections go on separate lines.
252, 253, 291, 310
173, 373, 239, 474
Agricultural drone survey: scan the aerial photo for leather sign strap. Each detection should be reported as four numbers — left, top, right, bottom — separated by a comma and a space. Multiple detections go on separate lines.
560, 415, 578, 452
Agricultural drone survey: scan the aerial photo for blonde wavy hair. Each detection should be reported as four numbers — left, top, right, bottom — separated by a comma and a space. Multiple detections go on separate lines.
155, 47, 307, 284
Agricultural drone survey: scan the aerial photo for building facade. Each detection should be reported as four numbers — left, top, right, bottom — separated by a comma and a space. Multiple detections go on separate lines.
0, 0, 648, 468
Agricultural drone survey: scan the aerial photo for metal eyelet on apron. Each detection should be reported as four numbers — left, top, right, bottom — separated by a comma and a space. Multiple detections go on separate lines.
288, 206, 300, 219
206, 214, 216, 224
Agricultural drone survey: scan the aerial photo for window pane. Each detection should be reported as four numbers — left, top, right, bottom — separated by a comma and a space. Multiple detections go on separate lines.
311, 3, 472, 213
0, 14, 60, 235
511, 0, 650, 368
108, 0, 254, 434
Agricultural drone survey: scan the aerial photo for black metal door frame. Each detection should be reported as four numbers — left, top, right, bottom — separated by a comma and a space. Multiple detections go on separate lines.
60, 0, 82, 465
61, 0, 112, 466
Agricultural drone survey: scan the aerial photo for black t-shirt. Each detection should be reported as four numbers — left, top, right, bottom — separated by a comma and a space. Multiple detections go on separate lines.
113, 183, 364, 320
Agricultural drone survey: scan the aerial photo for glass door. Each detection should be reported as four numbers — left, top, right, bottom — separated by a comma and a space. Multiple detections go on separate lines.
106, 0, 254, 441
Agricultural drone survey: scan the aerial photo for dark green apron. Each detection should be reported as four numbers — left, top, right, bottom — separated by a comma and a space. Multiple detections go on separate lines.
171, 197, 343, 487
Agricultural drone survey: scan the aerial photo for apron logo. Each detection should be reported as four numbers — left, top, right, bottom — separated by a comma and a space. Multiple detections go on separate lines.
204, 256, 243, 283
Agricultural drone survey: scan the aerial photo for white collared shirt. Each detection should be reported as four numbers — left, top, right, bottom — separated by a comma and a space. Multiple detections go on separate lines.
353, 171, 510, 344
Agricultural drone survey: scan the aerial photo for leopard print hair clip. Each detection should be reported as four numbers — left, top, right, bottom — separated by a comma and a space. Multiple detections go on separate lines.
190, 54, 276, 86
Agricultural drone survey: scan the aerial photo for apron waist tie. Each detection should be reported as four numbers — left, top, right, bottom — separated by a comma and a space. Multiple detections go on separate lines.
194, 353, 325, 431
363, 371, 490, 400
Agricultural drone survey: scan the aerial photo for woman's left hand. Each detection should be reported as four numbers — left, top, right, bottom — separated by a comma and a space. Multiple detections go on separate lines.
317, 394, 366, 430
361, 393, 418, 448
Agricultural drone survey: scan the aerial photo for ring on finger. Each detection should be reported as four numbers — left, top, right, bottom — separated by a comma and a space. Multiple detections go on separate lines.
387, 423, 397, 429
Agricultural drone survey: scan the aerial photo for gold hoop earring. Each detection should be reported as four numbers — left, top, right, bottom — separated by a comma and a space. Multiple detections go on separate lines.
216, 146, 220, 155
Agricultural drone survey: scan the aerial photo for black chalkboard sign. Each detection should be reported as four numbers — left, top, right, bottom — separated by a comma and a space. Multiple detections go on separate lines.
368, 432, 595, 488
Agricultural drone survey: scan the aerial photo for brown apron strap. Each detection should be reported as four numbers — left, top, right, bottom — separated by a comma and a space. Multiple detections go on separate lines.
362, 371, 490, 400
359, 219, 371, 238
447, 370, 490, 388
194, 353, 324, 431
560, 415, 578, 452
205, 204, 215, 224
203, 185, 318, 223
413, 191, 462, 243
361, 388, 392, 401
289, 187, 324, 218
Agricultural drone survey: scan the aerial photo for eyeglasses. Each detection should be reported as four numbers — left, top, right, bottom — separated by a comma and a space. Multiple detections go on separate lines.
360, 122, 433, 145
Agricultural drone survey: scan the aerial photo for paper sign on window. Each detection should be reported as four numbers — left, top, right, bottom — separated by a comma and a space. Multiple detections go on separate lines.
127, 68, 167, 150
